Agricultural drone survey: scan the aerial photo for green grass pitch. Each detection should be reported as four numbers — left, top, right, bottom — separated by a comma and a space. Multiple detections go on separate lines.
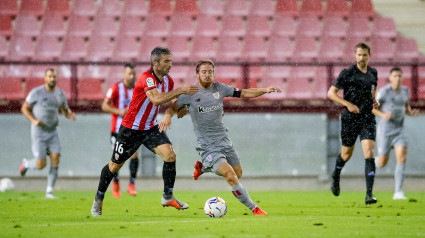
1, 190, 425, 238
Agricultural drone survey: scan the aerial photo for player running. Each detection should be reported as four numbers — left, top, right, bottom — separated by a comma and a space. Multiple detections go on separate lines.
91, 47, 199, 216
102, 63, 139, 197
328, 43, 379, 205
373, 67, 420, 200
19, 68, 76, 199
160, 60, 281, 216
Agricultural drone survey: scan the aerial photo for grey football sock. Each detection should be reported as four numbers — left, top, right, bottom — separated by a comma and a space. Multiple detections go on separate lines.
25, 158, 38, 169
46, 166, 58, 194
394, 163, 405, 193
231, 183, 256, 211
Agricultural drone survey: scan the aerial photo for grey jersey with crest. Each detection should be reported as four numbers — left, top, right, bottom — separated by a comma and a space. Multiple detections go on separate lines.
376, 84, 410, 135
26, 85, 68, 132
176, 82, 235, 147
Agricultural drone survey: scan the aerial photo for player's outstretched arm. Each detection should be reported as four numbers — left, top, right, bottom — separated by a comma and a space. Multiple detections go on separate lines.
101, 98, 127, 117
146, 84, 198, 106
328, 86, 360, 114
240, 86, 281, 98
159, 100, 180, 133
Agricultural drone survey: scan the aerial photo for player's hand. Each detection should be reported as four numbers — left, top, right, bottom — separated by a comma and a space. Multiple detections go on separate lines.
373, 99, 379, 109
409, 109, 420, 117
159, 116, 172, 133
32, 119, 43, 127
265, 86, 281, 93
181, 84, 199, 95
347, 103, 360, 114
383, 112, 392, 121
69, 112, 76, 121
119, 108, 128, 117
177, 106, 189, 119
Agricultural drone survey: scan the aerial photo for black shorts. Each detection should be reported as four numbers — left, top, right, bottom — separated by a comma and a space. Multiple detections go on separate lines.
111, 125, 172, 164
340, 111, 376, 147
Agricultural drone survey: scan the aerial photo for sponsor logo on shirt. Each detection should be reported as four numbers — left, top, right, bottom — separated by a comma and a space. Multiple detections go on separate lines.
147, 77, 155, 87
198, 103, 223, 113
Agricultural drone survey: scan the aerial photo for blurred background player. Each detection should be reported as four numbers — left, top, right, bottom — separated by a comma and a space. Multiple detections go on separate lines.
160, 60, 281, 216
327, 43, 379, 205
19, 68, 76, 199
91, 47, 199, 216
102, 63, 139, 197
373, 67, 420, 200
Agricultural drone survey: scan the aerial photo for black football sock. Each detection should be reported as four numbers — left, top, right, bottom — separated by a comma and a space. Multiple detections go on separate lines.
365, 158, 376, 197
113, 173, 119, 183
129, 157, 139, 184
162, 161, 176, 200
333, 154, 346, 178
95, 164, 116, 201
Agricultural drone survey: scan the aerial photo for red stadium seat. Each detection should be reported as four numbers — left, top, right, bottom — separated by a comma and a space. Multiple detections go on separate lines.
14, 15, 40, 37
78, 78, 104, 101
0, 0, 18, 16
372, 16, 396, 39
170, 66, 190, 84
275, 0, 298, 18
195, 15, 220, 38
34, 35, 61, 61
419, 66, 425, 100
0, 77, 24, 100
224, 0, 249, 17
347, 17, 372, 39
322, 17, 346, 39
318, 37, 343, 63
8, 35, 35, 61
30, 65, 56, 78
86, 35, 113, 61
325, 0, 349, 18
215, 66, 242, 80
113, 37, 140, 62
216, 36, 242, 62
250, 0, 274, 17
313, 77, 329, 99
296, 16, 321, 38
40, 13, 66, 37
0, 36, 7, 60
174, 0, 199, 18
199, 0, 223, 17
123, 0, 148, 18
61, 35, 87, 61
286, 78, 314, 99
5, 65, 32, 78
143, 14, 168, 37
169, 15, 195, 38
57, 77, 71, 99
375, 66, 392, 89
299, 0, 323, 18
395, 37, 419, 62
0, 15, 13, 38
293, 37, 318, 62
242, 35, 267, 62
78, 65, 110, 81
166, 36, 190, 61
191, 36, 216, 61
271, 15, 296, 37
97, 0, 123, 17
264, 65, 292, 80
92, 15, 118, 38
118, 15, 144, 38
71, 0, 97, 17
46, 0, 70, 18
19, 0, 44, 17
246, 16, 270, 38
139, 35, 163, 62
370, 37, 394, 63
149, 0, 172, 18
221, 15, 246, 38
350, 0, 374, 19
25, 77, 44, 96
267, 35, 293, 62
67, 15, 92, 37
291, 66, 318, 79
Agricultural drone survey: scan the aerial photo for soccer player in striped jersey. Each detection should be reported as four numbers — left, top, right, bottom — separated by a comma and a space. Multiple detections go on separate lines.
102, 63, 139, 197
91, 47, 199, 216
160, 60, 281, 216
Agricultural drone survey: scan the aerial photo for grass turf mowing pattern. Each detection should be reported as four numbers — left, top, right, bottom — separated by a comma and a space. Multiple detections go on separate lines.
1, 191, 425, 238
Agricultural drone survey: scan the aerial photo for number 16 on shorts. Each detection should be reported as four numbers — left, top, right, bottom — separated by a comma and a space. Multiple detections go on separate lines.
114, 142, 124, 161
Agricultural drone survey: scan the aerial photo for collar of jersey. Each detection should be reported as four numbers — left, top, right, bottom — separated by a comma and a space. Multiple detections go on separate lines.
149, 67, 164, 84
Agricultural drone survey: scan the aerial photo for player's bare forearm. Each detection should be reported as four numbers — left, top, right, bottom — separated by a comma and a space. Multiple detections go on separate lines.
147, 85, 198, 106
61, 107, 76, 121
240, 86, 281, 98
21, 102, 37, 124
101, 98, 125, 116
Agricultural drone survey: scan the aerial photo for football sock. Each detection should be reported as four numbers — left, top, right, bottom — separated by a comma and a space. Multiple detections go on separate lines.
25, 158, 38, 170
231, 183, 256, 211
95, 164, 116, 201
334, 154, 346, 177
365, 158, 376, 197
394, 163, 405, 193
162, 161, 176, 200
46, 166, 58, 194
129, 157, 139, 184
113, 173, 119, 183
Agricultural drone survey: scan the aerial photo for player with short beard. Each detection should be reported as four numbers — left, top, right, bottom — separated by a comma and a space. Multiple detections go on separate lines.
160, 60, 281, 216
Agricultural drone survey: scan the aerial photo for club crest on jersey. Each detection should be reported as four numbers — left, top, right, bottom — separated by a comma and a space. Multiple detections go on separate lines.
213, 92, 220, 99
147, 77, 155, 87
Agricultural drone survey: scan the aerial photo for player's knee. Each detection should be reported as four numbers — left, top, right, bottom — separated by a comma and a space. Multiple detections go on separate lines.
341, 151, 352, 160
235, 170, 242, 179
225, 172, 239, 186
109, 161, 124, 173
162, 151, 176, 162
36, 159, 47, 169
365, 151, 374, 159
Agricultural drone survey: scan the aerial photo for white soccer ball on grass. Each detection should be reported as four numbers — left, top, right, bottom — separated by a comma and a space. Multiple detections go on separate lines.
204, 197, 227, 218
0, 178, 14, 192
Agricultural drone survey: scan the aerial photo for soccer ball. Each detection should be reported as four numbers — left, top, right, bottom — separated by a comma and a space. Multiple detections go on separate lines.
204, 197, 227, 218
0, 178, 14, 192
